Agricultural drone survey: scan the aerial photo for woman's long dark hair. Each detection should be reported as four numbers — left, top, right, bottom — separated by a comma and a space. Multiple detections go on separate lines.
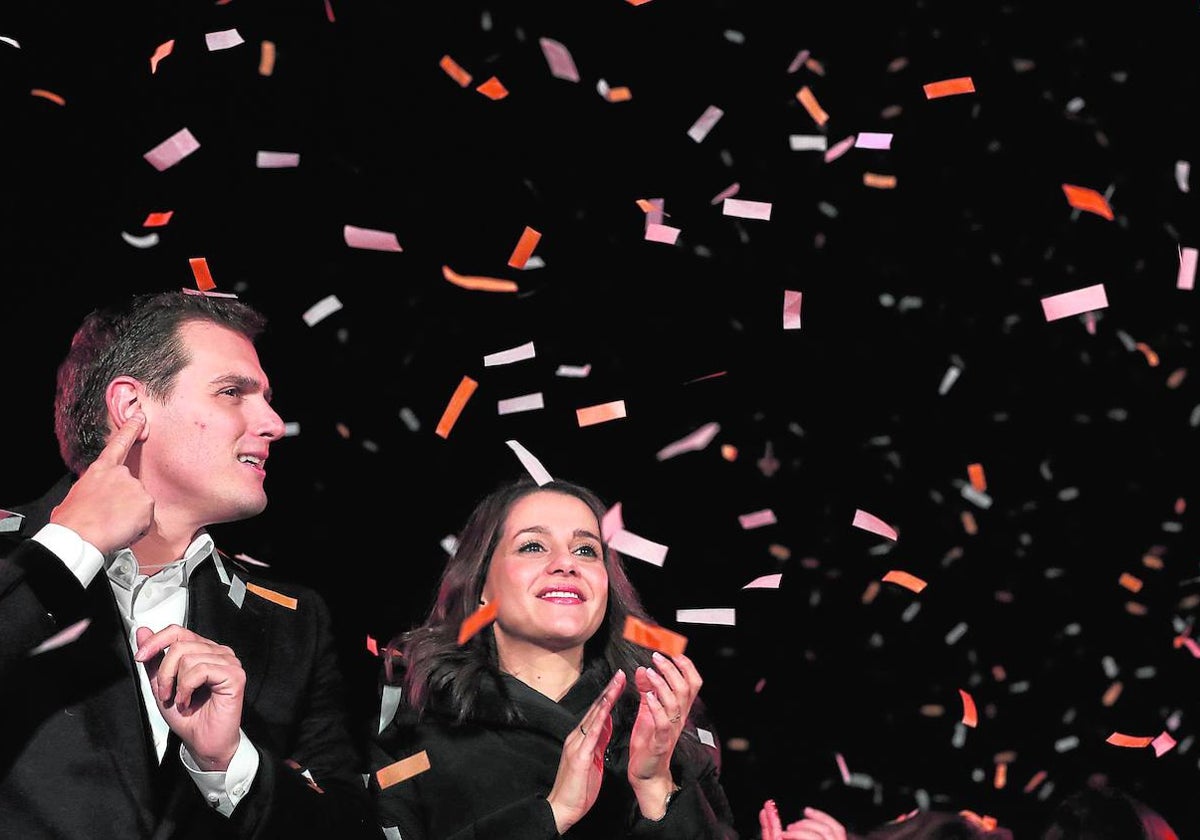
385, 476, 710, 767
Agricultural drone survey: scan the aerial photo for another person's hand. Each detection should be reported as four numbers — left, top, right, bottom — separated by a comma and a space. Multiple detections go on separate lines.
546, 669, 626, 834
134, 624, 246, 771
627, 650, 702, 817
780, 806, 849, 840
50, 410, 152, 555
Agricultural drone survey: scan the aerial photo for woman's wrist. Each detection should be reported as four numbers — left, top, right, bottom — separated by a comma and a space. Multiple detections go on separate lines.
633, 779, 681, 821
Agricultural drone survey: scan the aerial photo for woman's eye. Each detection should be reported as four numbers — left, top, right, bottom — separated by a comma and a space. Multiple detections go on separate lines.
574, 544, 599, 558
518, 541, 545, 553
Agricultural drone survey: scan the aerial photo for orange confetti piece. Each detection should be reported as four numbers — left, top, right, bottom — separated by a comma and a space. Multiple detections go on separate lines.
30, 88, 65, 106
366, 635, 378, 656
189, 257, 216, 291
804, 57, 825, 76
1134, 342, 1159, 366
960, 510, 978, 535
960, 811, 998, 831
923, 76, 975, 99
1023, 770, 1048, 794
1124, 601, 1147, 616
603, 84, 633, 102
1061, 183, 1114, 220
475, 76, 508, 100
1166, 369, 1187, 389
882, 569, 928, 594
439, 54, 472, 87
576, 400, 627, 428
795, 85, 828, 126
150, 39, 175, 74
635, 198, 663, 214
441, 264, 518, 293
143, 211, 174, 227
862, 579, 881, 604
507, 226, 541, 269
993, 762, 1007, 789
959, 688, 978, 728
1106, 732, 1154, 748
1118, 572, 1143, 593
863, 172, 897, 189
623, 615, 688, 657
720, 444, 737, 461
1101, 681, 1123, 707
435, 375, 478, 439
376, 750, 431, 789
259, 41, 276, 76
626, 0, 653, 5
968, 463, 987, 492
245, 582, 298, 610
457, 600, 498, 644
1142, 553, 1164, 570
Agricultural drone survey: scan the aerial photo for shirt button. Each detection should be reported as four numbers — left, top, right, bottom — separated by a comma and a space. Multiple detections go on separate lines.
207, 793, 220, 805
232, 784, 245, 796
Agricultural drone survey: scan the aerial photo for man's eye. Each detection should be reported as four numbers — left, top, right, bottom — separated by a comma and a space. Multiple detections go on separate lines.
220, 387, 241, 397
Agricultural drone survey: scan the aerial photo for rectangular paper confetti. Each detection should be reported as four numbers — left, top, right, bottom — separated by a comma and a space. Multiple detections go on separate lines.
1178, 246, 1196, 291
150, 39, 174, 74
484, 341, 536, 366
344, 224, 402, 252
538, 37, 579, 82
1040, 283, 1108, 321
959, 688, 978, 728
795, 85, 829, 126
1062, 183, 1113, 220
738, 509, 777, 529
655, 422, 719, 461
245, 582, 298, 610
376, 751, 431, 789
507, 226, 541, 268
722, 198, 772, 221
882, 569, 927, 593
923, 77, 975, 99
506, 439, 552, 486
256, 150, 300, 168
205, 29, 245, 51
435, 376, 478, 438
783, 289, 802, 329
676, 607, 736, 626
144, 127, 200, 171
623, 615, 688, 656
258, 41, 276, 76
189, 257, 216, 291
687, 105, 724, 143
497, 392, 544, 415
0, 509, 25, 533
302, 294, 343, 327
608, 528, 668, 567
457, 600, 498, 644
789, 135, 827, 151
645, 223, 681, 244
1105, 732, 1154, 748
576, 400, 627, 427
854, 132, 894, 150
29, 618, 90, 655
852, 508, 898, 541
143, 210, 173, 227
742, 573, 782, 589
439, 54, 472, 87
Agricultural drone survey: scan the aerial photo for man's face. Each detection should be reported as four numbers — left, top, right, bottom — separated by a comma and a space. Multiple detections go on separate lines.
137, 320, 285, 534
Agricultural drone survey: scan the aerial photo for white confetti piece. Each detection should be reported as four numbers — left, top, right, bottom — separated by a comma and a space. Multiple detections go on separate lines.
0, 509, 24, 533
379, 685, 403, 734
742, 573, 782, 589
283, 422, 300, 438
120, 231, 160, 249
697, 727, 716, 748
29, 618, 90, 655
645, 223, 680, 244
609, 528, 667, 567
555, 363, 591, 378
143, 127, 200, 172
1040, 283, 1108, 321
206, 28, 245, 50
722, 198, 772, 221
655, 422, 719, 461
783, 289, 802, 329
945, 621, 968, 645
344, 224, 402, 252
302, 294, 343, 327
676, 607, 736, 626
960, 484, 992, 509
398, 407, 420, 431
538, 36, 580, 82
234, 552, 271, 567
506, 439, 553, 486
484, 340, 535, 366
0, 35, 21, 49
938, 365, 961, 395
852, 508, 898, 541
1178, 246, 1197, 291
1176, 160, 1190, 193
788, 134, 827, 151
497, 392, 544, 415
738, 509, 776, 529
256, 150, 300, 168
687, 105, 724, 143
854, 132, 893, 150
211, 553, 230, 584
228, 575, 247, 608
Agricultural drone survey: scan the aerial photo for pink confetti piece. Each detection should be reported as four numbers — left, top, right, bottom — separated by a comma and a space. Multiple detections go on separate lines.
783, 290, 802, 329
538, 36, 580, 82
824, 135, 856, 163
497, 392, 545, 415
344, 224, 403, 252
655, 421, 720, 461
1178, 246, 1196, 291
640, 197, 665, 228
150, 39, 175, 74
29, 618, 91, 655
1151, 731, 1177, 757
143, 127, 200, 171
687, 105, 724, 143
609, 528, 668, 566
709, 182, 740, 205
601, 501, 624, 542
722, 198, 772, 221
505, 439, 553, 486
484, 340, 536, 366
205, 28, 245, 51
576, 400, 627, 427
233, 552, 271, 567
742, 573, 782, 589
645, 223, 680, 244
835, 752, 852, 784
1040, 283, 1108, 322
854, 132, 893, 150
852, 508, 898, 541
256, 150, 300, 168
1176, 635, 1200, 657
738, 509, 777, 529
787, 49, 810, 74
676, 607, 736, 626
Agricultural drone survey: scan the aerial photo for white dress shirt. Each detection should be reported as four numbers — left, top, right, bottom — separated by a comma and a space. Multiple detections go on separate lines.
34, 523, 260, 816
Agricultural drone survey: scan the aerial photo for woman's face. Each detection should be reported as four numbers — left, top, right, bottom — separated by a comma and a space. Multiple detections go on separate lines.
483, 490, 610, 659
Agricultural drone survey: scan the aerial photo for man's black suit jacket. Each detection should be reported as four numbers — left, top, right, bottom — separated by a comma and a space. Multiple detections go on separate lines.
0, 475, 383, 839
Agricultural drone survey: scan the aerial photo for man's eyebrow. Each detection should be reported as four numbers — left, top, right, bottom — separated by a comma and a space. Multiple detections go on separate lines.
212, 373, 272, 400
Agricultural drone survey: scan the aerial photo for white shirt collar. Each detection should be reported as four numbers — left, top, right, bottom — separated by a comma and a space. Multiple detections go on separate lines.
105, 531, 215, 590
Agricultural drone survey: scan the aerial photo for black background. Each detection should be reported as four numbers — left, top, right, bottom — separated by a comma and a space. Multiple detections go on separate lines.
3, 1, 1199, 835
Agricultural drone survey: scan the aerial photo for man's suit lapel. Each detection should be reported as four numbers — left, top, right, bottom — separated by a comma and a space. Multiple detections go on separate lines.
186, 560, 270, 709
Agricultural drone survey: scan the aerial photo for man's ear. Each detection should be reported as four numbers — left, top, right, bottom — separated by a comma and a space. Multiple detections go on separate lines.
107, 377, 149, 441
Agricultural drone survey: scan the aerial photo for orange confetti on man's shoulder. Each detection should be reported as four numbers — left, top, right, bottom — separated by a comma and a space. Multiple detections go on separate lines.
439, 54, 472, 87
245, 582, 299, 610
1106, 731, 1154, 748
458, 600, 498, 645
882, 569, 927, 593
1061, 184, 1114, 220
795, 85, 828, 126
958, 688, 978, 728
507, 226, 541, 269
189, 257, 216, 291
435, 375, 478, 439
30, 88, 66, 106
623, 615, 687, 657
442, 264, 518, 293
923, 76, 975, 99
376, 750, 431, 789
476, 76, 509, 100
